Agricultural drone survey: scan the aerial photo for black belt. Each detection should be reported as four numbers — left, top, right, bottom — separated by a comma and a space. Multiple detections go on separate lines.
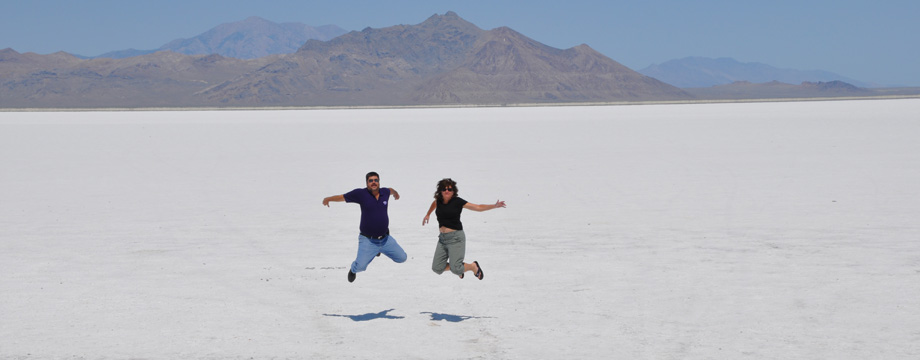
361, 233, 388, 240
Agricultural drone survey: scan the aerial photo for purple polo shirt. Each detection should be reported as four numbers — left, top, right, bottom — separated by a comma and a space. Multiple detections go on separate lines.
343, 187, 391, 237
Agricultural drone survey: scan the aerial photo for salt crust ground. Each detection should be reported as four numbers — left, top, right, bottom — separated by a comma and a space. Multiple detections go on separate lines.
1, 99, 918, 359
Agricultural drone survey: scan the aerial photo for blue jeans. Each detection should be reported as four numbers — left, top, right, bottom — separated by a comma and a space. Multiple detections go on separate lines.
351, 234, 407, 273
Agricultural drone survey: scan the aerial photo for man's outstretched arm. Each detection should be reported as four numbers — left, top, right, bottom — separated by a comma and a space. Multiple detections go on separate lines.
323, 194, 346, 207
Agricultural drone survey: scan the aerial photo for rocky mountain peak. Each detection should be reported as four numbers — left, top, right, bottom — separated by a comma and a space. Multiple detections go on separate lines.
0, 48, 22, 61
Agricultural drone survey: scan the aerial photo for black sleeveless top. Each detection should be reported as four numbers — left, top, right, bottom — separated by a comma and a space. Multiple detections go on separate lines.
436, 196, 467, 230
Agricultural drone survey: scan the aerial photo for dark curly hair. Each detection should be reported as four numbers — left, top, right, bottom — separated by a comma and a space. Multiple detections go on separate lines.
434, 178, 458, 202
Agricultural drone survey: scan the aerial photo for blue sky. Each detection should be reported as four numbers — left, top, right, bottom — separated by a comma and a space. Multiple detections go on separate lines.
2, 0, 918, 86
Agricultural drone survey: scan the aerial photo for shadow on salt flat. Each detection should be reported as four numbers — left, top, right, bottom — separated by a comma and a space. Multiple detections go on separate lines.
322, 309, 494, 322
420, 312, 494, 322
323, 308, 405, 321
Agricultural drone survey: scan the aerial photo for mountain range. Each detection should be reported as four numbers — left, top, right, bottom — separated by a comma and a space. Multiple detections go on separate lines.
1, 12, 689, 108
2, 12, 911, 109
197, 13, 690, 106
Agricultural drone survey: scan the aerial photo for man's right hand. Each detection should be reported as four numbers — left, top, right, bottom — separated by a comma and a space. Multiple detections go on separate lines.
323, 194, 345, 207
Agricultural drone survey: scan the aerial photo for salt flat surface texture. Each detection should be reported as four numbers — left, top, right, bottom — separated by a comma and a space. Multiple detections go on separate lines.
2, 99, 919, 359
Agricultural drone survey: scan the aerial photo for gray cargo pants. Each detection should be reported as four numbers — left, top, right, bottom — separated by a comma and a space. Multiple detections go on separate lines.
432, 230, 466, 276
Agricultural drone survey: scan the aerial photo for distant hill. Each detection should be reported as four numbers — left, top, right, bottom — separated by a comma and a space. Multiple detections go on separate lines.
0, 12, 688, 108
96, 17, 347, 59
0, 48, 278, 107
639, 57, 872, 88
684, 80, 873, 100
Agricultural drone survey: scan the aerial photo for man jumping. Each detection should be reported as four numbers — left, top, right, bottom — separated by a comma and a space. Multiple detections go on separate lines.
322, 172, 407, 283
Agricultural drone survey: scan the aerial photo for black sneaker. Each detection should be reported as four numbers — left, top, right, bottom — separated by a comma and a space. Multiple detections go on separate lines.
348, 270, 356, 283
376, 253, 381, 257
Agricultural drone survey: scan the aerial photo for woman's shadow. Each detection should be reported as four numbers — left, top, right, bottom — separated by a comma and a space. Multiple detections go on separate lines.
420, 312, 493, 323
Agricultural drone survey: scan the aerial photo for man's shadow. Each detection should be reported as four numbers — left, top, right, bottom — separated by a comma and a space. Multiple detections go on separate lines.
420, 312, 493, 323
323, 309, 405, 322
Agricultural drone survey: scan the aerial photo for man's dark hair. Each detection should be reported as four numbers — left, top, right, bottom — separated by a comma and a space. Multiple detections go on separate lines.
366, 171, 380, 182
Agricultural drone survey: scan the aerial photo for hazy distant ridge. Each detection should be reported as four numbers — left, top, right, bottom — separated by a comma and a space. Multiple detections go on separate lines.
96, 17, 347, 59
640, 57, 872, 88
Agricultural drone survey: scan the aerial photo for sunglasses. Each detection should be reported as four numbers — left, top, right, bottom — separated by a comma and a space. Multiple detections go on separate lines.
441, 187, 454, 192
367, 178, 379, 183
